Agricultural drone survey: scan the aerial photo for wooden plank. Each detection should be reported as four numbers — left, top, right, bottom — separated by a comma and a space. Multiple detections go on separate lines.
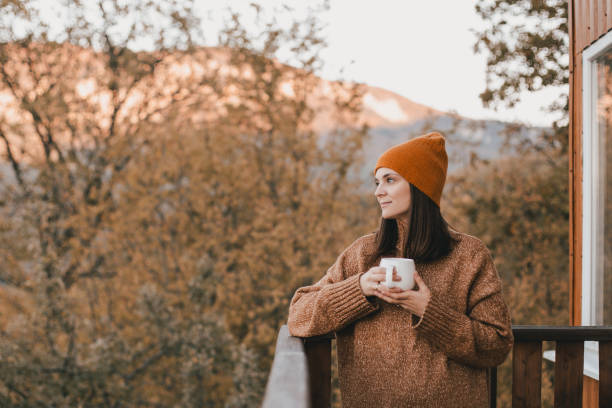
583, 376, 598, 407
600, 341, 612, 408
571, 52, 583, 326
575, 0, 582, 52
262, 325, 310, 408
586, 0, 594, 45
487, 366, 497, 408
513, 341, 542, 408
513, 326, 612, 341
593, 0, 599, 40
600, 0, 608, 38
304, 338, 331, 408
568, 0, 577, 326
554, 342, 584, 408
578, 0, 588, 51
303, 332, 335, 342
599, 0, 606, 38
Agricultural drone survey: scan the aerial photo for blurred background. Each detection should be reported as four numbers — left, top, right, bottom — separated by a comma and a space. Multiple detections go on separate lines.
0, 1, 569, 406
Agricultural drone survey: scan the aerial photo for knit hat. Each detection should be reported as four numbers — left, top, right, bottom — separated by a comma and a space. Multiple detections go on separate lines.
374, 132, 448, 206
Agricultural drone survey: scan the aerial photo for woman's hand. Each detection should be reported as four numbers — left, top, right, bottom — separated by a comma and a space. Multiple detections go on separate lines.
375, 271, 431, 317
359, 266, 400, 296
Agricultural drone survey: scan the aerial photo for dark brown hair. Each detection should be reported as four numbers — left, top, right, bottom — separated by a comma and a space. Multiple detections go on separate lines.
369, 184, 456, 264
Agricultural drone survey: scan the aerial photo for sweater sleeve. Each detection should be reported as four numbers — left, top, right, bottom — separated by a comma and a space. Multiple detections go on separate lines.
287, 240, 379, 337
416, 244, 513, 368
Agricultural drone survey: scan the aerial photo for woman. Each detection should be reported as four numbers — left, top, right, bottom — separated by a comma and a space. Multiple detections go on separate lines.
287, 132, 513, 407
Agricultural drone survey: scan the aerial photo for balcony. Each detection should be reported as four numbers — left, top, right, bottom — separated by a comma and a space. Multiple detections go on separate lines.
262, 325, 612, 408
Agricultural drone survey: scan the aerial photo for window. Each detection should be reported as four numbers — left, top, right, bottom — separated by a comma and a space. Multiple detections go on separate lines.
582, 30, 612, 327
577, 28, 612, 381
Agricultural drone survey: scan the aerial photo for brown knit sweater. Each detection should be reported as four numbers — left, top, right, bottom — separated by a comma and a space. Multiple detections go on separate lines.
288, 229, 513, 408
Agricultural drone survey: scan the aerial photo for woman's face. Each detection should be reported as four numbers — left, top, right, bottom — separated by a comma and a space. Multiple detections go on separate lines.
374, 167, 412, 219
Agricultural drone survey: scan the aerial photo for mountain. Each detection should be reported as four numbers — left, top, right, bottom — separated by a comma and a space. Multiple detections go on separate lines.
360, 115, 545, 179
280, 62, 547, 181
317, 85, 546, 182
311, 83, 446, 131
0, 44, 546, 183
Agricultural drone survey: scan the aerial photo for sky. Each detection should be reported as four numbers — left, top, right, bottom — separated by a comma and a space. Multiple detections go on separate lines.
26, 0, 565, 127
202, 0, 566, 127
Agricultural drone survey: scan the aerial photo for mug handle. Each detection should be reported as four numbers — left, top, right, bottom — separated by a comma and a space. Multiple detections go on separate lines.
384, 265, 395, 288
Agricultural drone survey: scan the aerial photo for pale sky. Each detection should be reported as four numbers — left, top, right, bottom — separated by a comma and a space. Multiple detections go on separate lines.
29, 0, 566, 127
203, 0, 566, 127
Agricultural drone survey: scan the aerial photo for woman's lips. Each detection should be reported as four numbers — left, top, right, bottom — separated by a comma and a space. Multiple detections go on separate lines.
380, 202, 391, 207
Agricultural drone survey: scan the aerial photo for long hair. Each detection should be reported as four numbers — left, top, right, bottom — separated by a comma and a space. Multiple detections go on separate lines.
369, 184, 456, 264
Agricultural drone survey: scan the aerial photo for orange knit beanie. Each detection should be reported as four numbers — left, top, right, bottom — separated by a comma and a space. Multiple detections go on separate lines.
374, 132, 448, 207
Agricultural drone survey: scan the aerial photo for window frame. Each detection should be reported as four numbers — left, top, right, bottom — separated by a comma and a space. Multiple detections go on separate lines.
581, 29, 612, 327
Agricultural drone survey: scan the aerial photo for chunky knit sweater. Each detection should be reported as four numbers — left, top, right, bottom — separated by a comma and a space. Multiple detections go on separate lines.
288, 229, 513, 408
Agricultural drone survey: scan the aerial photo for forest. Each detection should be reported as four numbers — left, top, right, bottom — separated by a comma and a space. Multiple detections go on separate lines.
0, 1, 569, 406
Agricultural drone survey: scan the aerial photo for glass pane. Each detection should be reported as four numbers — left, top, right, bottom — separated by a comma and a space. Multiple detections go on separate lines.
595, 50, 612, 325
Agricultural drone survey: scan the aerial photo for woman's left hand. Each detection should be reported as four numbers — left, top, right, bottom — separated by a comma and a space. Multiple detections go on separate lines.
375, 270, 431, 317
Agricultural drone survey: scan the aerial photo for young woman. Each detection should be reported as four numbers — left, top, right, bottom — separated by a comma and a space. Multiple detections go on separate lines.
288, 132, 513, 408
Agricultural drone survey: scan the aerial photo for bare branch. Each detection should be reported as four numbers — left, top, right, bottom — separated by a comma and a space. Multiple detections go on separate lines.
0, 126, 25, 188
124, 344, 175, 384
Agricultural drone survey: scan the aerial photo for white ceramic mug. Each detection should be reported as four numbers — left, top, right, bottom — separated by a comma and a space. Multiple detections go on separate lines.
380, 258, 415, 291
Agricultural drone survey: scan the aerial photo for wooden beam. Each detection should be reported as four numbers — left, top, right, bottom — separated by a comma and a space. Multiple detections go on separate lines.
568, 0, 582, 326
513, 326, 612, 341
554, 342, 584, 408
513, 341, 542, 408
600, 341, 612, 408
262, 325, 310, 408
488, 366, 497, 408
304, 338, 332, 408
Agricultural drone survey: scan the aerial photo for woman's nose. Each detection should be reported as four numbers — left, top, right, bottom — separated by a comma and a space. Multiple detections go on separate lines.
375, 183, 385, 197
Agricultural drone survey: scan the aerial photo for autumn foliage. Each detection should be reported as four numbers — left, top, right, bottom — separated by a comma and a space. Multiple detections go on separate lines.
0, 1, 373, 405
0, 1, 571, 407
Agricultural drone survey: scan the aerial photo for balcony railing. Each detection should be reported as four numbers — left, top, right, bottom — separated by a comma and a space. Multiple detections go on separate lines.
262, 325, 612, 408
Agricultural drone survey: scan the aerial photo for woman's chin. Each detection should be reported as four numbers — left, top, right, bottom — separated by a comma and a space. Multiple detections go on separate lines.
381, 211, 397, 219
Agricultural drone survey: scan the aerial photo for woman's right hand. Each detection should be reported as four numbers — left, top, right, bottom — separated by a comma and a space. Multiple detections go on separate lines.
360, 266, 390, 296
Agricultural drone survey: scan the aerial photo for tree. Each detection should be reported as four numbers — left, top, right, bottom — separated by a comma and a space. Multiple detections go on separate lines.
463, 2, 570, 406
474, 0, 568, 154
474, 1, 568, 114
0, 1, 372, 405
444, 151, 568, 408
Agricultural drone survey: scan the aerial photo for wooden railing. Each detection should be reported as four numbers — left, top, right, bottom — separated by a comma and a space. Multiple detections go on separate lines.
262, 325, 333, 408
511, 326, 612, 408
262, 325, 612, 408
261, 326, 310, 408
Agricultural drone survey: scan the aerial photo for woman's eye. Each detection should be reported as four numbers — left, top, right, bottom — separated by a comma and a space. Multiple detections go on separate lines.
386, 177, 394, 183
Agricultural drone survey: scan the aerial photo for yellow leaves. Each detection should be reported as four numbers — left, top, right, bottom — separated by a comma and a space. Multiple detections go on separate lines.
446, 149, 569, 326
0, 3, 371, 403
0, 285, 32, 328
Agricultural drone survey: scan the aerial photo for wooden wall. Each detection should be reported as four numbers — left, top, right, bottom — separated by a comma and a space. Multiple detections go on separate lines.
573, 0, 612, 52
569, 0, 612, 325
568, 0, 611, 406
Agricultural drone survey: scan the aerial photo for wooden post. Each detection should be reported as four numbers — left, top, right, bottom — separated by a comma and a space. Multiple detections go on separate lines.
263, 326, 612, 408
554, 342, 584, 408
600, 341, 612, 408
512, 341, 543, 408
487, 366, 497, 408
262, 326, 310, 408
304, 336, 332, 408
